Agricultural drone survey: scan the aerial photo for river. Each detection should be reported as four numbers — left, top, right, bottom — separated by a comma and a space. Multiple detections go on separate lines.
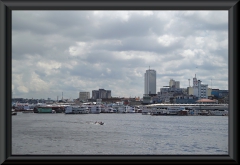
12, 112, 228, 155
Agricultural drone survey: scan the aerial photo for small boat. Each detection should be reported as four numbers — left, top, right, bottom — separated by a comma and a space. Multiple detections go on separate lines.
65, 106, 89, 114
95, 121, 104, 125
12, 112, 17, 115
22, 109, 34, 113
12, 109, 17, 115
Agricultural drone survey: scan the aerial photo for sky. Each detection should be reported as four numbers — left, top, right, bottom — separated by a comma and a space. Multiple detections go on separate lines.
12, 10, 228, 100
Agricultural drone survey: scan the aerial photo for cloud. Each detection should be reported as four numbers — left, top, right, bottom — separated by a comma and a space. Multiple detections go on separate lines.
12, 10, 228, 99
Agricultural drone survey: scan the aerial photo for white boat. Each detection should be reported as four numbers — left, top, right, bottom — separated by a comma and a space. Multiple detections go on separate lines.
151, 106, 186, 116
124, 106, 135, 113
151, 108, 168, 116
166, 106, 185, 115
142, 109, 151, 115
111, 103, 125, 113
88, 105, 101, 114
65, 106, 89, 114
106, 107, 117, 113
12, 109, 17, 115
209, 109, 228, 116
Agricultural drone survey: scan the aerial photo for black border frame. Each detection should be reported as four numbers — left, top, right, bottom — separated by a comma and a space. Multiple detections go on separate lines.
0, 0, 238, 164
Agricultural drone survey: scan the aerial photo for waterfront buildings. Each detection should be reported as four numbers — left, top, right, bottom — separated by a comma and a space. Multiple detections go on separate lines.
79, 92, 90, 102
144, 68, 156, 95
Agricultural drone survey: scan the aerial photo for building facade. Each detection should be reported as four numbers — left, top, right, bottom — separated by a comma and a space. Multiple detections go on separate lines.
169, 79, 180, 88
211, 89, 228, 99
144, 69, 156, 95
79, 92, 90, 102
192, 74, 209, 98
92, 89, 111, 99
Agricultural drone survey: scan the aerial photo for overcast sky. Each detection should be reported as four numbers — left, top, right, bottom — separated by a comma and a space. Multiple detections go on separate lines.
12, 10, 228, 100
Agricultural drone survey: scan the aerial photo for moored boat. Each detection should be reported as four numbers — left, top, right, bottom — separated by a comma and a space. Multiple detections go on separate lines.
36, 106, 53, 113
12, 109, 17, 115
124, 106, 135, 113
65, 105, 89, 114
209, 109, 228, 116
88, 105, 101, 114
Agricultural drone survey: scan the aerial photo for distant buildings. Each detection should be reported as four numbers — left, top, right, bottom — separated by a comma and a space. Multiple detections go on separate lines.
144, 68, 156, 95
191, 74, 209, 99
79, 92, 90, 102
169, 79, 180, 88
92, 89, 111, 99
12, 71, 228, 105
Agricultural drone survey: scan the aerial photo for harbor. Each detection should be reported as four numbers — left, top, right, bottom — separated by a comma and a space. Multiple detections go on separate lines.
12, 102, 228, 116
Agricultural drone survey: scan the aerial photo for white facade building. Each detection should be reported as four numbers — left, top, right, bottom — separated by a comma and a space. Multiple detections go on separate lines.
192, 74, 208, 99
79, 92, 90, 101
144, 69, 156, 95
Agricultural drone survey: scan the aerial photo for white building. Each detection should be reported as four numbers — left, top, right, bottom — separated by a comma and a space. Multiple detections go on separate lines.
144, 68, 156, 95
79, 92, 90, 102
192, 74, 208, 99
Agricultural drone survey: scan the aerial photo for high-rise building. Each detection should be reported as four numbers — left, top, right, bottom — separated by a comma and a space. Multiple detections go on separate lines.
175, 81, 180, 88
169, 79, 180, 88
144, 68, 156, 95
92, 89, 111, 99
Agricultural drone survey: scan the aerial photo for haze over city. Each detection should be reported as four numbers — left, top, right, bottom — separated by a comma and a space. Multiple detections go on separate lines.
12, 10, 228, 99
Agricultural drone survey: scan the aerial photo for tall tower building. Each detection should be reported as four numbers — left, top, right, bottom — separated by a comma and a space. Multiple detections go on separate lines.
144, 68, 156, 95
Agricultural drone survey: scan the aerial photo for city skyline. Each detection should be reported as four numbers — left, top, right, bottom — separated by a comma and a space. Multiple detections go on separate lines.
12, 10, 228, 99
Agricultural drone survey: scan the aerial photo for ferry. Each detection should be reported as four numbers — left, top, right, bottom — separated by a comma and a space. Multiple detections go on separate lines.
209, 109, 228, 116
111, 103, 125, 113
36, 106, 52, 113
88, 105, 101, 114
124, 106, 135, 113
65, 105, 89, 114
166, 106, 186, 115
150, 107, 186, 116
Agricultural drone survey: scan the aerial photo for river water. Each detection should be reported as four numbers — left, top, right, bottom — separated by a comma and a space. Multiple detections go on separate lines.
12, 112, 228, 155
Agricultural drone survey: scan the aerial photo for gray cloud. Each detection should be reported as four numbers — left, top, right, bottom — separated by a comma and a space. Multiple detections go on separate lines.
12, 10, 228, 99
